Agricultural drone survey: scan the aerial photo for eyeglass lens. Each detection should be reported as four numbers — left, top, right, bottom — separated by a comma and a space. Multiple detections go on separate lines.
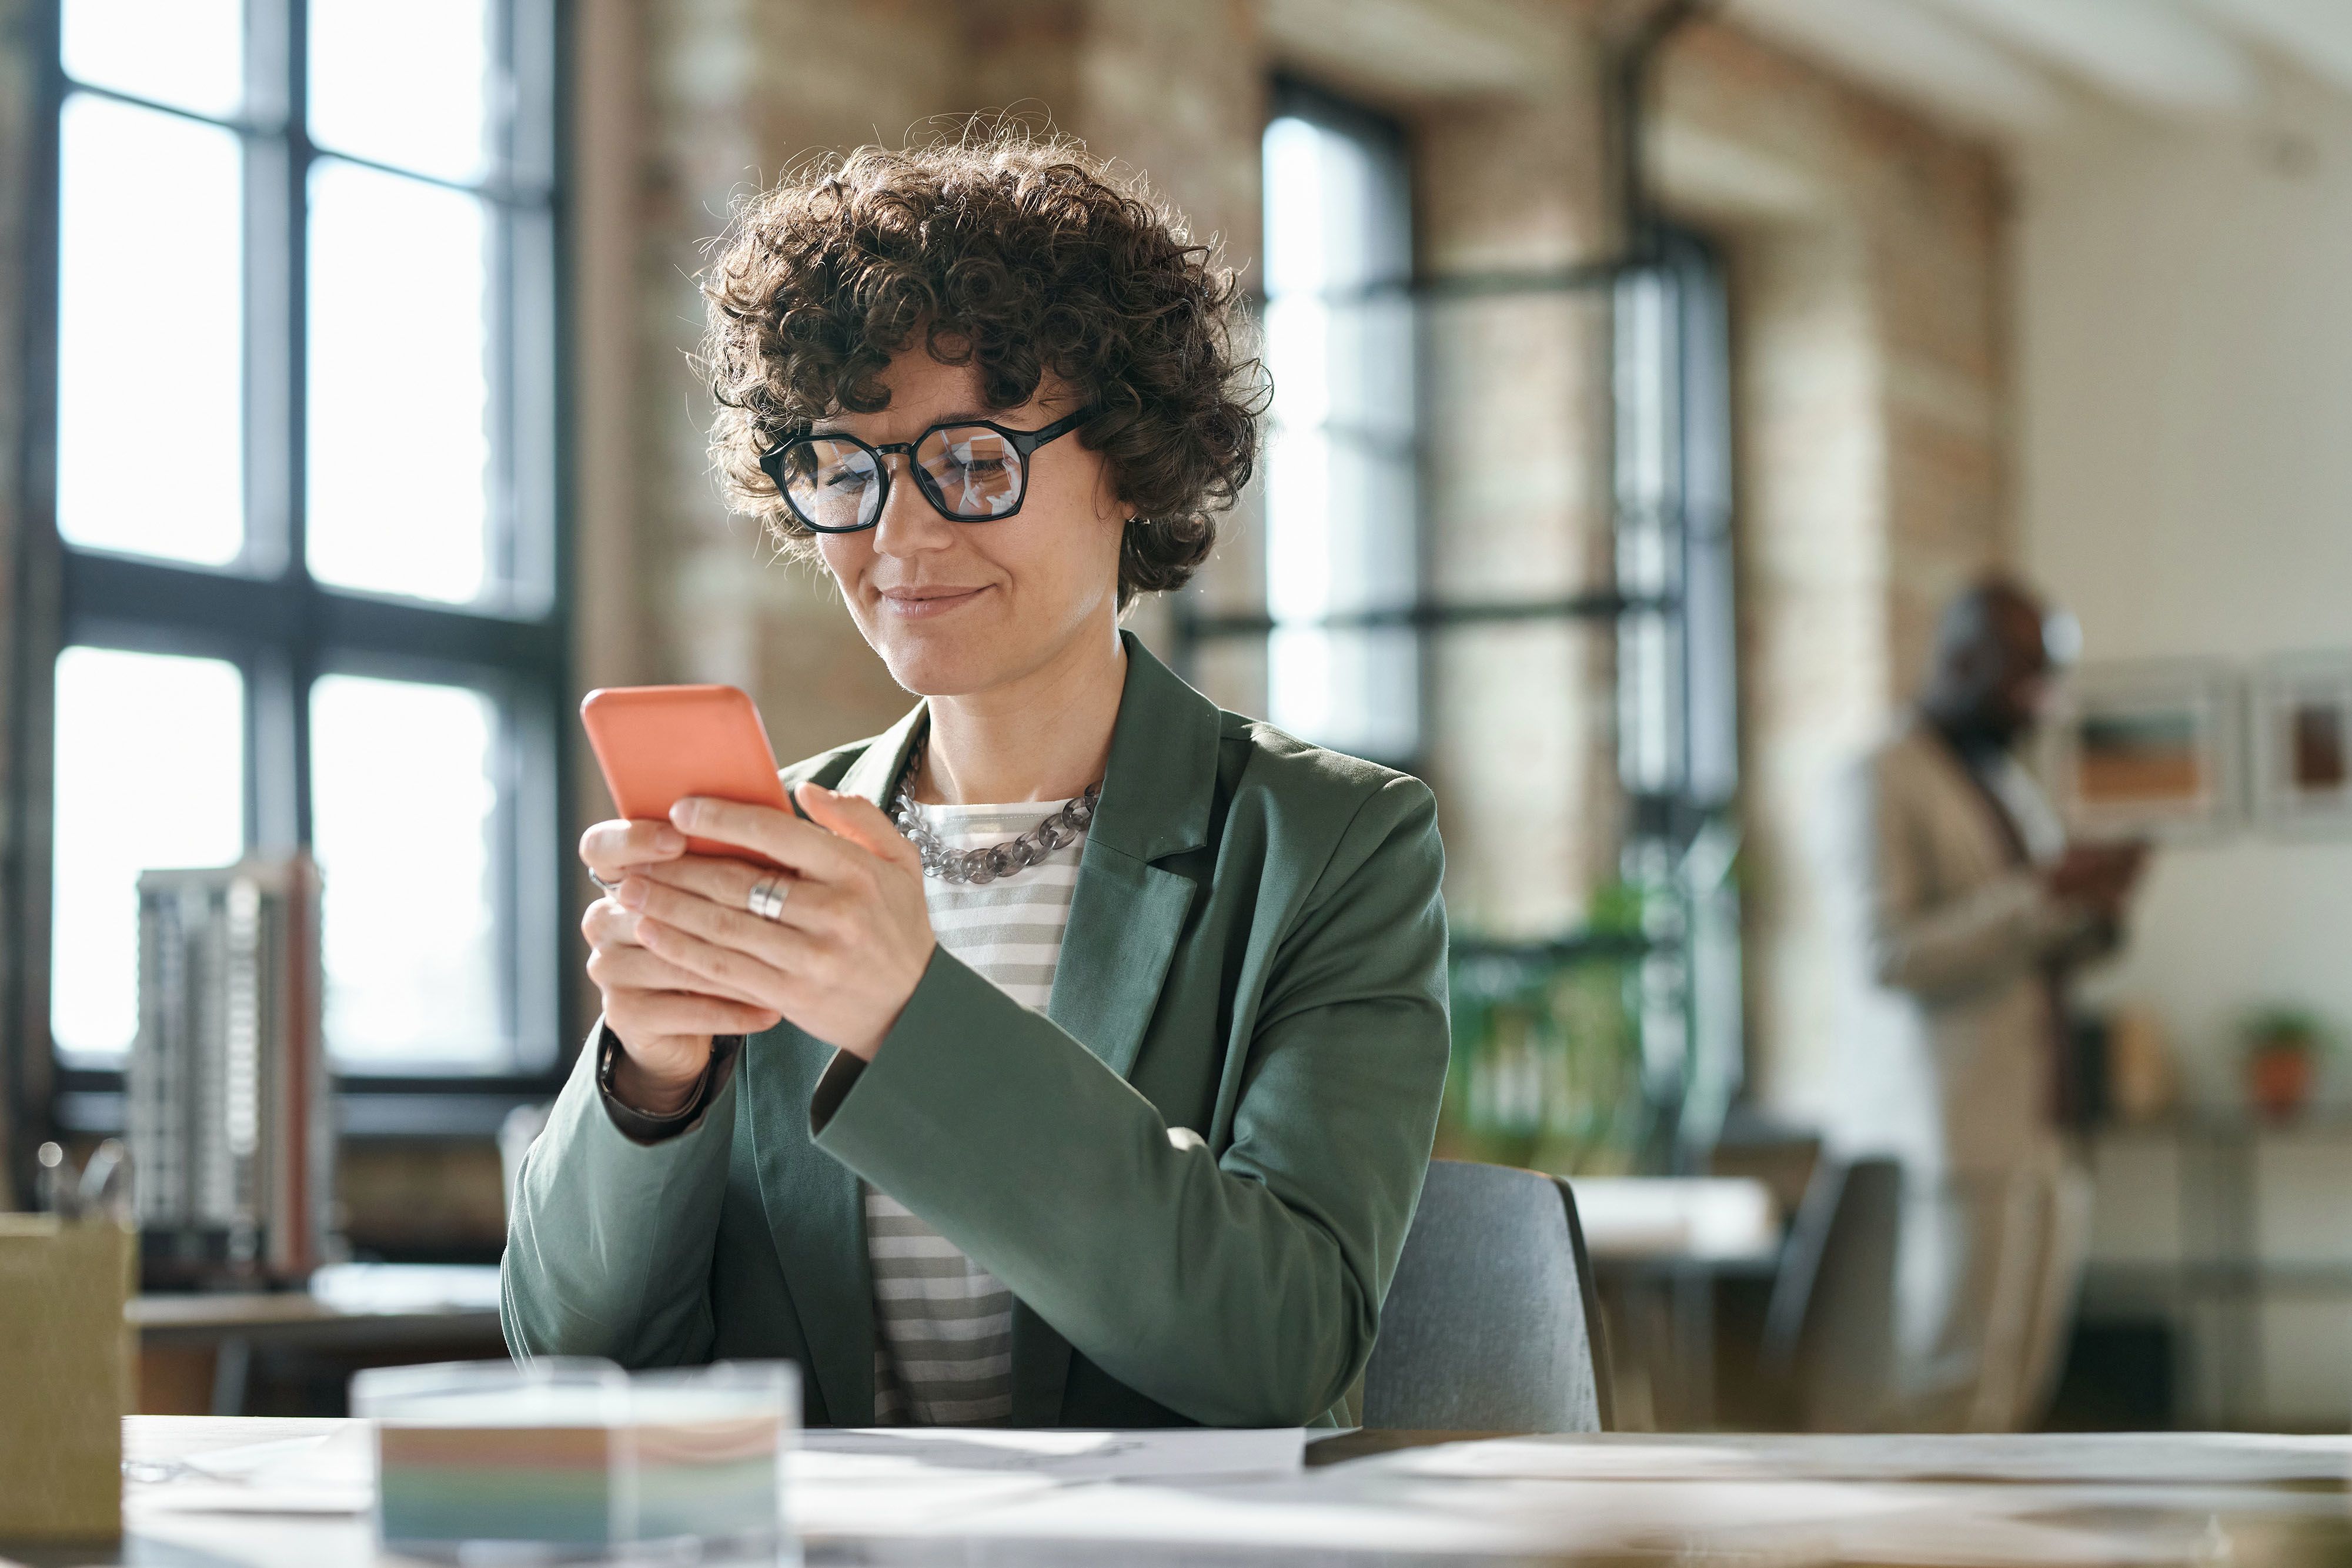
779, 426, 1027, 531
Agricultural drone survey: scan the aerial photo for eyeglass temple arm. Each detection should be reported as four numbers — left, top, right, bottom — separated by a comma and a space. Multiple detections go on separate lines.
1010, 406, 1096, 453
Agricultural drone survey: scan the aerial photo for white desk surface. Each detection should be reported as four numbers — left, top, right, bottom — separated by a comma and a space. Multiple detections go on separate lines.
6, 1416, 2346, 1567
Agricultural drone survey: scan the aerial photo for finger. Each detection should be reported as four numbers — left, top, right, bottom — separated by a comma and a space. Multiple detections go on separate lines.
630, 854, 777, 909
583, 895, 678, 952
630, 879, 821, 972
581, 818, 688, 877
796, 782, 922, 872
634, 912, 801, 1007
627, 859, 836, 934
608, 991, 783, 1037
583, 897, 643, 950
670, 797, 864, 883
588, 942, 770, 1007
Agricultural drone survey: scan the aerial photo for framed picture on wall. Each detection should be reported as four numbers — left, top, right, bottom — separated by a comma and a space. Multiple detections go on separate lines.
2252, 654, 2352, 834
2049, 660, 2243, 838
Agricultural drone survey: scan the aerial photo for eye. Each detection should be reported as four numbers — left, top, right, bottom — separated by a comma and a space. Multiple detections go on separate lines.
818, 454, 877, 491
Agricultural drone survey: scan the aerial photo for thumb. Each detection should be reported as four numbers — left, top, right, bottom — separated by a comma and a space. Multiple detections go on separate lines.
795, 781, 918, 868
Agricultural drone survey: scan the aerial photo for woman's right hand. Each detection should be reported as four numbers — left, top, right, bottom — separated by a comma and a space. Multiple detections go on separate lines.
579, 817, 786, 1114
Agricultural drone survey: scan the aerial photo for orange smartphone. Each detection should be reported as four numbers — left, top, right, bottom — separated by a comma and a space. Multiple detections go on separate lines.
580, 684, 790, 868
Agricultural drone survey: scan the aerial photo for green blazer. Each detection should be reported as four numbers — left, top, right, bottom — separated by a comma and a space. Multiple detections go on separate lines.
501, 634, 1449, 1429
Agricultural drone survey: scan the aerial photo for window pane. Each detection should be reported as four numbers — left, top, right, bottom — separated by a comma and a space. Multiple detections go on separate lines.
1269, 626, 1418, 763
308, 0, 492, 184
307, 160, 491, 604
61, 0, 241, 118
56, 94, 243, 567
1262, 108, 1418, 759
310, 674, 503, 1067
51, 647, 245, 1063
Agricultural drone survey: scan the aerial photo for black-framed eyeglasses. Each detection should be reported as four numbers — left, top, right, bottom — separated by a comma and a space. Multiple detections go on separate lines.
758, 407, 1096, 534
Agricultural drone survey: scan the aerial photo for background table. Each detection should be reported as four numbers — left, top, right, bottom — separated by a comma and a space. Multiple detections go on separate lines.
1573, 1176, 1783, 1430
132, 1265, 506, 1416
11, 1416, 2348, 1567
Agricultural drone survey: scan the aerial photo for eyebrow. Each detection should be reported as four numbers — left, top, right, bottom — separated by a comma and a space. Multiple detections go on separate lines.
809, 409, 1000, 440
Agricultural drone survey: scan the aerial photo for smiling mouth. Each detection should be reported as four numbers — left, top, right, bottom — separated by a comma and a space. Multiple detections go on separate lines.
878, 586, 990, 618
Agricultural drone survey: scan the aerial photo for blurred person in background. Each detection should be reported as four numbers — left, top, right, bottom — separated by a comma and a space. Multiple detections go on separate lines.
1822, 577, 2148, 1431
502, 131, 1451, 1430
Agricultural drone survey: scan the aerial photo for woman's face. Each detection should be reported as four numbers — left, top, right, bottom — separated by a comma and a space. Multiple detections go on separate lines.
813, 349, 1128, 699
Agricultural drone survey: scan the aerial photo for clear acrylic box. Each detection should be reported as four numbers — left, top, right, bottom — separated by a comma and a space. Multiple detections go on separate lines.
352, 1357, 799, 1563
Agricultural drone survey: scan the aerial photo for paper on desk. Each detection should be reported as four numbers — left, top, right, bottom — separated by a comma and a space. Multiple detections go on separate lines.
789, 1426, 1305, 1543
308, 1261, 503, 1315
800, 1424, 1305, 1481
916, 1472, 1932, 1558
1350, 1432, 2352, 1488
124, 1426, 374, 1516
924, 1469, 2267, 1565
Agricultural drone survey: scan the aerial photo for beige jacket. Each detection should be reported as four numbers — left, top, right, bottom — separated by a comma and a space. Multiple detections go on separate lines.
1822, 720, 2097, 1176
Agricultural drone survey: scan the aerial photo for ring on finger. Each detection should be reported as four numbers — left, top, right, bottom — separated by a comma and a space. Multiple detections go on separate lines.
746, 874, 791, 922
589, 870, 620, 894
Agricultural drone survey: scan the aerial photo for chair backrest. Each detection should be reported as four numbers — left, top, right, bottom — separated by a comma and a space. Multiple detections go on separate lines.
1760, 1155, 1902, 1431
1362, 1159, 1611, 1433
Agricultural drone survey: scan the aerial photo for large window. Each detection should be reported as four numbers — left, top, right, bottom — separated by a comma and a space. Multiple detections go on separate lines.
1258, 85, 1419, 764
33, 0, 563, 1105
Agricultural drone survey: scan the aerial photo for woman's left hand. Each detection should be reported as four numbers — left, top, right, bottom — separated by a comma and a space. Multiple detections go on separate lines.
612, 783, 935, 1061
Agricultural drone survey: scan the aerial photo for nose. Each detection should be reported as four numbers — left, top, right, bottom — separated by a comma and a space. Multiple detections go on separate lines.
868, 453, 954, 559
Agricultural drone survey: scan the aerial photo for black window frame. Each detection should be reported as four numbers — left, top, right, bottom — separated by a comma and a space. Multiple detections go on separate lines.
1175, 73, 1742, 1174
7, 0, 577, 1162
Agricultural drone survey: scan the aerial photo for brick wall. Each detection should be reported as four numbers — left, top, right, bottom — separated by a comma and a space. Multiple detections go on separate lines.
1653, 20, 2012, 1118
592, 2, 2017, 1105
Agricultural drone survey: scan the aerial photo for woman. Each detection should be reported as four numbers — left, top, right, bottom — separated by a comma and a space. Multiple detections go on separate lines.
503, 132, 1449, 1430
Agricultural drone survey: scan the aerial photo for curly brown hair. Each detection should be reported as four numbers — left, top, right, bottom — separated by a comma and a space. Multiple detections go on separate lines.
700, 129, 1265, 609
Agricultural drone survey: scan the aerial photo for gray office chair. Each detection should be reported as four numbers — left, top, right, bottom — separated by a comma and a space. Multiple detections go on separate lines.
1361, 1159, 1612, 1432
1759, 1155, 1902, 1431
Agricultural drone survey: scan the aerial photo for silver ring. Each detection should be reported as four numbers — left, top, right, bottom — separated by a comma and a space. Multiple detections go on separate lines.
589, 870, 620, 894
746, 876, 790, 922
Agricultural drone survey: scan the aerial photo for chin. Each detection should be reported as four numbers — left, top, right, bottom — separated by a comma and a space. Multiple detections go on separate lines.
868, 622, 1003, 699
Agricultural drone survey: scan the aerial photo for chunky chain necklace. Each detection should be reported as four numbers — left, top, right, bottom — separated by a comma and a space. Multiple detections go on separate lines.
889, 727, 1102, 884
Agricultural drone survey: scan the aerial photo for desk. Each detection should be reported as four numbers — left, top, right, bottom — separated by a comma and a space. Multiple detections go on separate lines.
16, 1417, 2348, 1566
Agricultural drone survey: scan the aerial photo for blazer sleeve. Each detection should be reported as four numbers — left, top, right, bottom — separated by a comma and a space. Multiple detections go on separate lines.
501, 743, 864, 1365
806, 774, 1450, 1427
1857, 751, 2094, 1001
499, 1024, 739, 1366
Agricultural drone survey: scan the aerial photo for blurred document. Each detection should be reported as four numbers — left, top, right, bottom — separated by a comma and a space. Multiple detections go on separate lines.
801, 1425, 1305, 1481
791, 1426, 1306, 1543
126, 1427, 373, 1516
1349, 1432, 2352, 1487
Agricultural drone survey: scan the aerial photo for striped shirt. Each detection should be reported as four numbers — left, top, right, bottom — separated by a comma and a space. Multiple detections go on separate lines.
868, 797, 1083, 1426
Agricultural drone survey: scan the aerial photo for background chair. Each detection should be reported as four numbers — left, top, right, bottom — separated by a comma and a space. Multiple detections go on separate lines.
1759, 1155, 1902, 1431
1362, 1159, 1612, 1433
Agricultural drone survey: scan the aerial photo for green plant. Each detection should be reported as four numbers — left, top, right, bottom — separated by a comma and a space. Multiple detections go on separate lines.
1439, 938, 1649, 1176
2242, 1007, 2334, 1054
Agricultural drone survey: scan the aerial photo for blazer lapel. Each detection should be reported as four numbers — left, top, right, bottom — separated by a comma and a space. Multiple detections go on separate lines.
774, 643, 1224, 1427
740, 705, 929, 1426
743, 1022, 875, 1426
1011, 633, 1221, 1424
